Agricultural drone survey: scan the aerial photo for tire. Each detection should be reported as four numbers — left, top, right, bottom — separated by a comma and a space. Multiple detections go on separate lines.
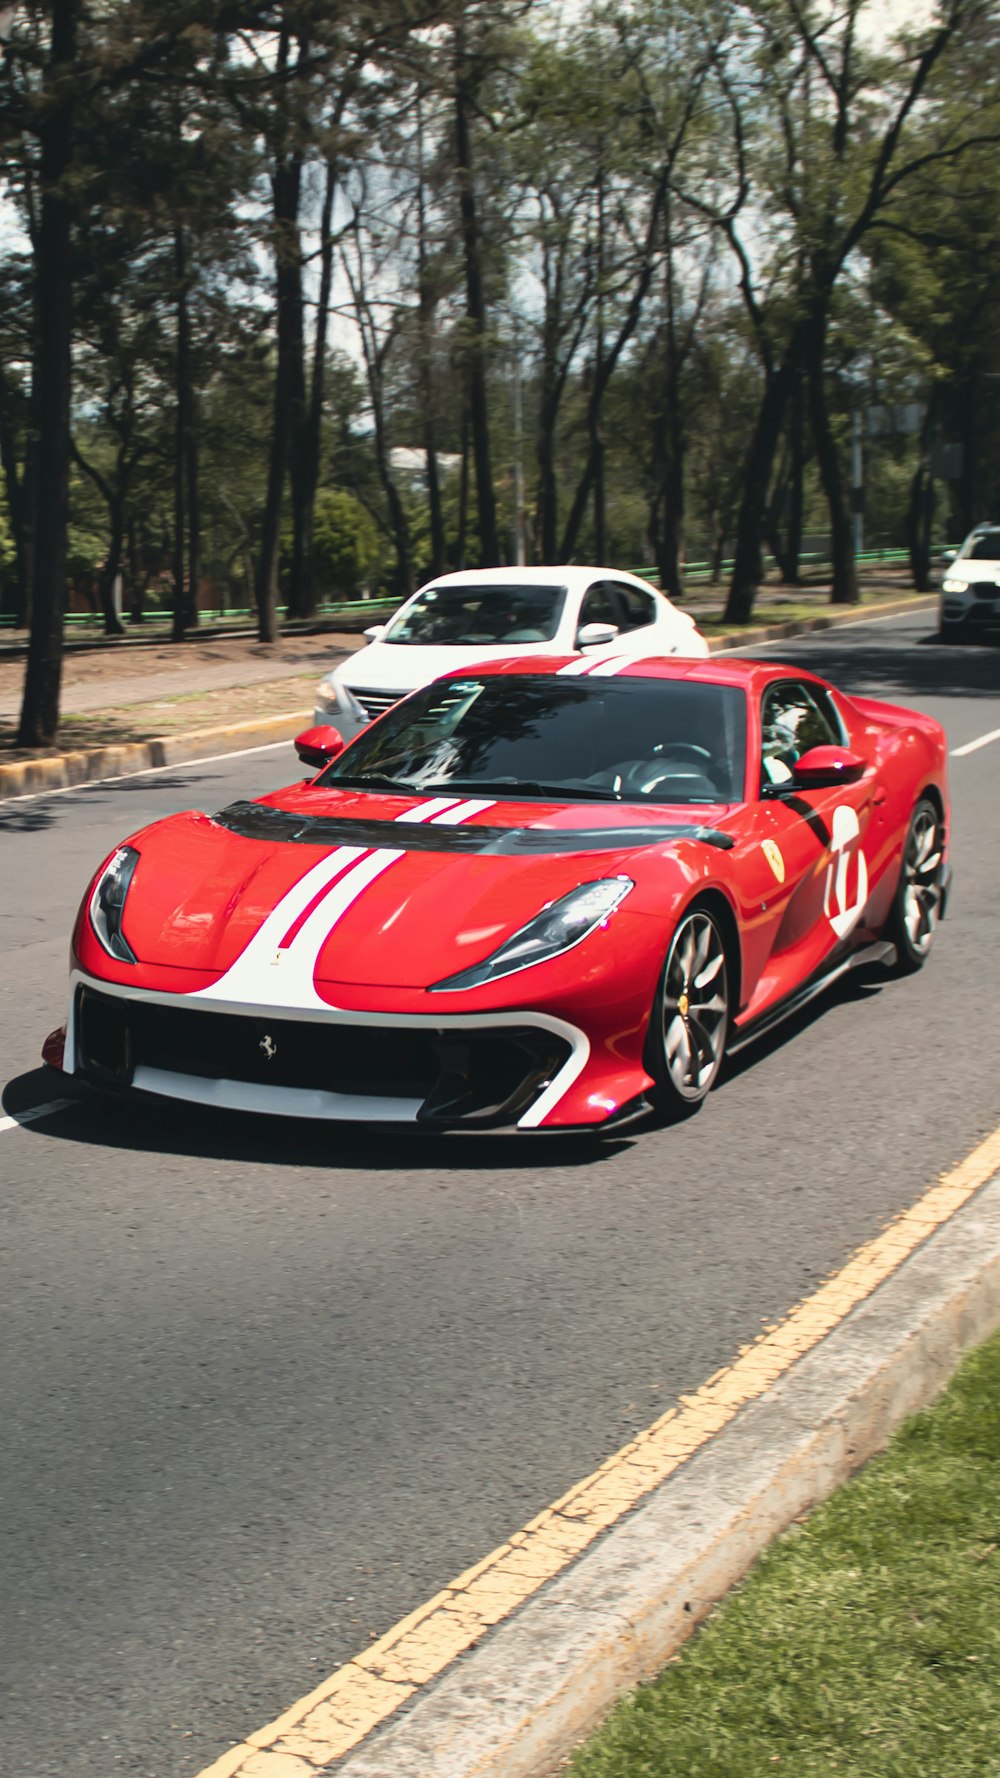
885, 797, 945, 973
645, 903, 730, 1119
938, 617, 965, 644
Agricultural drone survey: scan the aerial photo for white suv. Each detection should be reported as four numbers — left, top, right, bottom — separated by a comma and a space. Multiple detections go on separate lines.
940, 524, 1000, 642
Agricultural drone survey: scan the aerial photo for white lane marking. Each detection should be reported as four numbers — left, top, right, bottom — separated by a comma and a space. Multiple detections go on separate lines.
0, 1097, 76, 1136
0, 740, 293, 805
951, 726, 1000, 757
713, 606, 932, 654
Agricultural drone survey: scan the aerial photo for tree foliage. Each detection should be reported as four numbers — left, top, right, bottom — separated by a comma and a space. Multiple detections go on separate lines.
1, 0, 999, 740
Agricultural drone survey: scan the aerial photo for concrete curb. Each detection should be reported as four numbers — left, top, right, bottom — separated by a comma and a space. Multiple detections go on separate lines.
0, 710, 311, 799
0, 593, 938, 801
329, 1167, 1000, 1778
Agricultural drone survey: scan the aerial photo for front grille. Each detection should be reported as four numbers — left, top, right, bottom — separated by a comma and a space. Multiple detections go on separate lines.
75, 988, 571, 1127
351, 686, 403, 719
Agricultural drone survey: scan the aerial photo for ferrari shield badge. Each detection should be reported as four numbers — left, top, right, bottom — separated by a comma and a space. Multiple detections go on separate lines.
761, 838, 785, 883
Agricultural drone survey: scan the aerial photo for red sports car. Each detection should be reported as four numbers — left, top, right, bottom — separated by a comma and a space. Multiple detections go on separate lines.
44, 656, 950, 1131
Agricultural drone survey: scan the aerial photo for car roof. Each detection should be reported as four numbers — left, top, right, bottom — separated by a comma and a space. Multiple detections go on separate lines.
411, 565, 663, 598
438, 654, 827, 694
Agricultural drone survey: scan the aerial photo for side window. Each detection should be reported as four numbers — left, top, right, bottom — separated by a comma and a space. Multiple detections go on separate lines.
578, 583, 620, 631
760, 681, 840, 789
605, 580, 657, 632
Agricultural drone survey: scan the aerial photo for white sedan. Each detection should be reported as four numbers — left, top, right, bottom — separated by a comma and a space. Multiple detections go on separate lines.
313, 565, 709, 736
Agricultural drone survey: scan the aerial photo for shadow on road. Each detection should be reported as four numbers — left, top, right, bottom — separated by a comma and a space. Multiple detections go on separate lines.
744, 623, 1000, 702
6, 959, 901, 1169
2, 1066, 634, 1172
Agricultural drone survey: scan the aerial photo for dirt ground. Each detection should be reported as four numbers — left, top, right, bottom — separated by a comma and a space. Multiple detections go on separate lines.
0, 628, 365, 761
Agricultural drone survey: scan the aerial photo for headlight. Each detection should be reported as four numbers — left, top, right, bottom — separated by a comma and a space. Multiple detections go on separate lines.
431, 877, 633, 992
942, 578, 969, 592
316, 676, 366, 721
89, 846, 139, 963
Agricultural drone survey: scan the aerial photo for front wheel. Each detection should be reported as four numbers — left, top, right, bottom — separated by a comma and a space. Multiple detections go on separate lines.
885, 798, 945, 973
938, 617, 966, 644
645, 905, 730, 1120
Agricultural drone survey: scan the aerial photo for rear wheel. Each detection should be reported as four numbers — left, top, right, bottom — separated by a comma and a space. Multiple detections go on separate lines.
886, 798, 945, 973
646, 905, 730, 1119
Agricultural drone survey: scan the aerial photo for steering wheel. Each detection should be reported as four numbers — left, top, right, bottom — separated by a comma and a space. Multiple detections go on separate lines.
654, 743, 712, 763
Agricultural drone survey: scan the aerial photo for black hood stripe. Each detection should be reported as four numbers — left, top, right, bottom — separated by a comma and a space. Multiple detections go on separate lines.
211, 801, 735, 854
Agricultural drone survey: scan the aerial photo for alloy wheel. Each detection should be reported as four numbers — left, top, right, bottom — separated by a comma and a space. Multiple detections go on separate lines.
660, 909, 729, 1103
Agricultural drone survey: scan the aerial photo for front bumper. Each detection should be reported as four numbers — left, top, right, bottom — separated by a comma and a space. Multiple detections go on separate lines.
941, 586, 1000, 628
65, 977, 612, 1130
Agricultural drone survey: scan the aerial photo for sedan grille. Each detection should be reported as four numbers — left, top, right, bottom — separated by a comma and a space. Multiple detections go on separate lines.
74, 988, 571, 1128
350, 686, 404, 720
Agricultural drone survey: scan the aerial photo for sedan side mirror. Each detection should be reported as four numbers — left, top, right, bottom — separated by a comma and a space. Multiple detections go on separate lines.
363, 624, 387, 641
576, 621, 619, 648
791, 744, 866, 789
295, 724, 345, 769
941, 549, 956, 565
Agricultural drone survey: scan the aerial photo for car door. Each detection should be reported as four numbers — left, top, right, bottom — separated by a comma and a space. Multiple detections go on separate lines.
751, 678, 880, 997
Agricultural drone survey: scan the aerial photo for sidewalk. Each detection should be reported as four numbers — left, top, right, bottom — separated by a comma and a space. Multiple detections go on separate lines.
0, 575, 938, 799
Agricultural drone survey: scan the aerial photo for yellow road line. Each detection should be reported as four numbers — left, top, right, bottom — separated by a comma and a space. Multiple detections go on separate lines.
197, 1123, 1000, 1778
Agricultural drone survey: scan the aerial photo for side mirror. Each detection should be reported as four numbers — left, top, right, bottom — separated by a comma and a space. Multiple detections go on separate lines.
294, 724, 345, 769
941, 549, 956, 565
363, 624, 387, 641
576, 621, 620, 648
791, 744, 866, 789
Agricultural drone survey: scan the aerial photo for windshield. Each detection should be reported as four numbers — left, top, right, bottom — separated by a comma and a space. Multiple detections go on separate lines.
382, 582, 566, 647
317, 675, 747, 804
960, 530, 1000, 561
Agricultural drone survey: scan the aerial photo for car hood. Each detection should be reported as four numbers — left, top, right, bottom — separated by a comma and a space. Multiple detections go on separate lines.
117, 789, 728, 990
336, 638, 565, 695
947, 561, 1000, 584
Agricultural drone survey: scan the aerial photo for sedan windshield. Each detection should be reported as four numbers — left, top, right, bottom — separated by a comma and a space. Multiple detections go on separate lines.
382, 583, 565, 646
960, 530, 1000, 562
318, 675, 747, 804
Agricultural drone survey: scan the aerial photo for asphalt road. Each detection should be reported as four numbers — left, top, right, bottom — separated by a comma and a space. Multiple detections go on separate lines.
2, 609, 999, 1778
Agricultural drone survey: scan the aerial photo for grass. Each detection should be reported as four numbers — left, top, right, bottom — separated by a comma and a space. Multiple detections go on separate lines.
567, 1329, 1000, 1778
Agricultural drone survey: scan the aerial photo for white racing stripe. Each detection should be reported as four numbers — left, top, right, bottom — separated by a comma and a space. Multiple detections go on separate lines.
192, 797, 496, 1011
951, 726, 1000, 757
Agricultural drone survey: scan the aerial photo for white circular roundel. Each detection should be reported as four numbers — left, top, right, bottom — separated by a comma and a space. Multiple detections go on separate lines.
824, 805, 868, 939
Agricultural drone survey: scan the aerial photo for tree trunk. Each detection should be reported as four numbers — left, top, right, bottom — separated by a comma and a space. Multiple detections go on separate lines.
255, 28, 307, 640
294, 156, 337, 619
17, 0, 79, 747
725, 359, 798, 623
186, 395, 200, 626
906, 463, 935, 590
0, 381, 30, 626
807, 327, 857, 604
416, 102, 445, 580
455, 16, 498, 566
172, 225, 190, 641
127, 517, 145, 623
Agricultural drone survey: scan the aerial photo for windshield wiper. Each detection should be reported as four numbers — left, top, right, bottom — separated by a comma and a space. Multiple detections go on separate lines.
416, 777, 623, 802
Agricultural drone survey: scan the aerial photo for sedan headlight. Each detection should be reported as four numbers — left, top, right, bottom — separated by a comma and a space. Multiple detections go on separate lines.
89, 846, 139, 963
942, 577, 969, 593
431, 877, 633, 992
316, 675, 366, 721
